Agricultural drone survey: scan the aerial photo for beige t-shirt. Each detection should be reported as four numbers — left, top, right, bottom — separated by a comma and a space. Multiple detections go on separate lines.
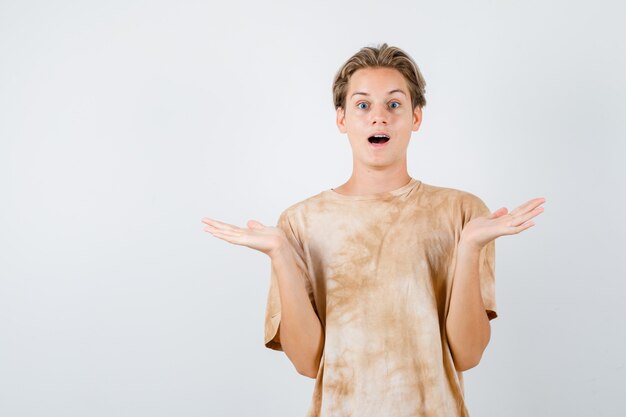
264, 177, 497, 417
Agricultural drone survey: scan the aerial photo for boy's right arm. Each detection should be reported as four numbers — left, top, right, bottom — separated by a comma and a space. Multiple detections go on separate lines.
270, 240, 324, 379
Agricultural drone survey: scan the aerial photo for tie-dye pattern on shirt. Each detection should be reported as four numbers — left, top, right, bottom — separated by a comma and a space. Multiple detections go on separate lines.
264, 178, 497, 417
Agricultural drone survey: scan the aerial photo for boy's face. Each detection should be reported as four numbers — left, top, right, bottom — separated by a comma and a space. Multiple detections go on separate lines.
336, 67, 422, 169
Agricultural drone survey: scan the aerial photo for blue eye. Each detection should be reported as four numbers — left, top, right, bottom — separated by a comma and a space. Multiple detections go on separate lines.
357, 102, 368, 110
389, 101, 400, 109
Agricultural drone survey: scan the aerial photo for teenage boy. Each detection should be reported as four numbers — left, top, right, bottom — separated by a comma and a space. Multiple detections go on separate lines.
202, 43, 545, 417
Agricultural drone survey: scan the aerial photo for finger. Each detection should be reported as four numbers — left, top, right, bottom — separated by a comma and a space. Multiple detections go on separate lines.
490, 207, 509, 219
202, 218, 242, 233
204, 222, 244, 237
510, 198, 544, 216
500, 219, 536, 236
508, 206, 544, 227
205, 226, 228, 238
204, 224, 221, 234
212, 226, 244, 237
509, 197, 546, 217
207, 228, 246, 245
247, 219, 265, 230
512, 221, 535, 233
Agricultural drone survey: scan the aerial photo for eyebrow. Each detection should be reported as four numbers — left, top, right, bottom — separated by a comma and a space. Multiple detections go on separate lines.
350, 89, 407, 99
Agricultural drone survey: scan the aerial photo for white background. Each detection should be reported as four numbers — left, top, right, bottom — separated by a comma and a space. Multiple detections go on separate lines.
1, 1, 625, 416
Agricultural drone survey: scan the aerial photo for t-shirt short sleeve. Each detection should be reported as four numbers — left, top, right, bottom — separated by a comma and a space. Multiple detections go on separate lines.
264, 262, 283, 351
463, 194, 498, 321
263, 209, 317, 351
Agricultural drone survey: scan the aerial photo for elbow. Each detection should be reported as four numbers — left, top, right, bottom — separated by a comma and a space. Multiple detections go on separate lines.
297, 366, 318, 379
458, 344, 490, 372
296, 357, 320, 378
454, 350, 484, 372
296, 336, 325, 379
452, 325, 491, 372
295, 350, 323, 379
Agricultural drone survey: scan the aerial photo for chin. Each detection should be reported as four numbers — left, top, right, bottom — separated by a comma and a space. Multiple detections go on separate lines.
362, 159, 393, 168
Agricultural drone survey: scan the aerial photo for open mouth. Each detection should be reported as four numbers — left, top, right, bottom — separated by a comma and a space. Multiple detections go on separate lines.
368, 134, 390, 144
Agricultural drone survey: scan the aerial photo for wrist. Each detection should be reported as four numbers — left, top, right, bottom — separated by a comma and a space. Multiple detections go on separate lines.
458, 237, 483, 255
269, 237, 292, 260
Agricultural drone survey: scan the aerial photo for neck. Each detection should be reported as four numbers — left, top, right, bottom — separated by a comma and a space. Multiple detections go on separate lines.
336, 163, 411, 196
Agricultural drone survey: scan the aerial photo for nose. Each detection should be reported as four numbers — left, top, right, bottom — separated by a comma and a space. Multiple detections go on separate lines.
370, 103, 388, 125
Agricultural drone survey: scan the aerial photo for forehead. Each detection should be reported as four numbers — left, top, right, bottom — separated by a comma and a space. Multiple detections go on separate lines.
347, 67, 408, 97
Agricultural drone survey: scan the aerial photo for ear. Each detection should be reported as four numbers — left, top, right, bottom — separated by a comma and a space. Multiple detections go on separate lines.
336, 106, 347, 133
412, 106, 423, 132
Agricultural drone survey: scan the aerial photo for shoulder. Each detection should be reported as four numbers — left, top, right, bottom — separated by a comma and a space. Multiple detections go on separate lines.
419, 181, 491, 219
277, 190, 328, 221
274, 190, 328, 238
421, 181, 488, 205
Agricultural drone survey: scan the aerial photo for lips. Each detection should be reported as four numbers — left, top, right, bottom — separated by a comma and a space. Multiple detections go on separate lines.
368, 132, 391, 144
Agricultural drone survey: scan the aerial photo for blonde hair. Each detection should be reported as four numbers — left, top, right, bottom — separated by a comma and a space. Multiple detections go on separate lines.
332, 43, 427, 111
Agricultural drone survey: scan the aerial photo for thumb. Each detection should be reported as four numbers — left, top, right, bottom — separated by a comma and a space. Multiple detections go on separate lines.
490, 207, 509, 219
247, 219, 265, 230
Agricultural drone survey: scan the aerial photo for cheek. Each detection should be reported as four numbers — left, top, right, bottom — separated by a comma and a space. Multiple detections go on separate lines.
345, 112, 361, 124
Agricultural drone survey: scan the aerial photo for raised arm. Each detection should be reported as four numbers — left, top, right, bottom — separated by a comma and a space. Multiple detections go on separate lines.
202, 216, 324, 378
446, 196, 545, 371
269, 240, 324, 378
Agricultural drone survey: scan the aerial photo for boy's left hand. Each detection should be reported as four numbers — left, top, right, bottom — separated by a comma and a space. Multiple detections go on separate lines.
460, 197, 546, 251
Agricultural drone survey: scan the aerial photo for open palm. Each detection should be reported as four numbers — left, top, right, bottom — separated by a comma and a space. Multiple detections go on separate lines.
201, 217, 287, 257
461, 197, 546, 250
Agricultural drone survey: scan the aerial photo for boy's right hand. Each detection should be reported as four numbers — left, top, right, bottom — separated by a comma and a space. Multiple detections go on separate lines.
201, 217, 288, 258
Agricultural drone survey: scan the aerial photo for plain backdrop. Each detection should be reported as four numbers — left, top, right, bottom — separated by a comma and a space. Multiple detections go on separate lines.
1, 1, 625, 416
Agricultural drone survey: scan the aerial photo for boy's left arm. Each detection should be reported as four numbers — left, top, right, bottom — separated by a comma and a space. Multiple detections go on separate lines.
446, 241, 491, 372
446, 194, 545, 372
